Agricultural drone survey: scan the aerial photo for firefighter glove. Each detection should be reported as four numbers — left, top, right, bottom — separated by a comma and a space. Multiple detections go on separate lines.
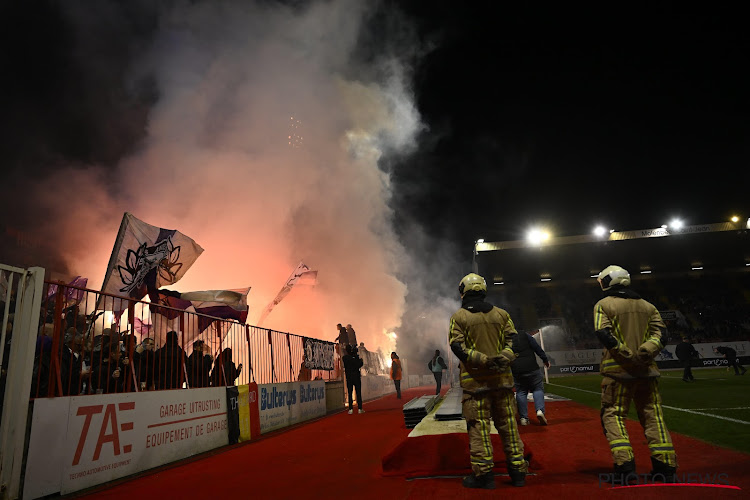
637, 340, 661, 364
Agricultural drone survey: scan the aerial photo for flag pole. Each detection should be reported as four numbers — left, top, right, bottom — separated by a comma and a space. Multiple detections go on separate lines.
97, 212, 129, 310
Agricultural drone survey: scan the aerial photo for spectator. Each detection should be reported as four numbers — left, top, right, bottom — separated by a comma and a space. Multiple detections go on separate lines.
428, 349, 448, 395
390, 351, 402, 399
714, 346, 747, 375
343, 344, 365, 413
135, 337, 156, 391
120, 333, 140, 392
61, 328, 86, 395
211, 347, 242, 386
675, 337, 699, 382
336, 323, 349, 348
511, 331, 551, 426
187, 340, 212, 388
156, 331, 186, 390
346, 324, 358, 347
90, 334, 124, 394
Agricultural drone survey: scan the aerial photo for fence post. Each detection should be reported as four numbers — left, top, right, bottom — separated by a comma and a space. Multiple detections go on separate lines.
245, 326, 255, 383
0, 266, 45, 500
285, 333, 293, 381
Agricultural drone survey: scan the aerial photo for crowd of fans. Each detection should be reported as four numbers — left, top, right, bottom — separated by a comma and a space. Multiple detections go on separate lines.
489, 274, 750, 350
28, 303, 242, 398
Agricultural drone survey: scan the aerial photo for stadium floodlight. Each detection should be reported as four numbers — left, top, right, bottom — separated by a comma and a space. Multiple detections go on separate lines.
660, 224, 668, 229
691, 266, 703, 271
670, 219, 684, 230
527, 228, 550, 245
494, 281, 504, 285
590, 274, 598, 278
593, 226, 606, 237
640, 270, 652, 274
609, 229, 615, 233
540, 278, 551, 282
476, 238, 484, 243
731, 216, 739, 223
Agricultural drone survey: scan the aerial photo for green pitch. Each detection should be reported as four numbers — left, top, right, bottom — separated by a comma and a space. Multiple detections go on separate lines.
545, 367, 750, 454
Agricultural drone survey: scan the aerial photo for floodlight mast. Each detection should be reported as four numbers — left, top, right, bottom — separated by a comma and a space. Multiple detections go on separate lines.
473, 239, 484, 274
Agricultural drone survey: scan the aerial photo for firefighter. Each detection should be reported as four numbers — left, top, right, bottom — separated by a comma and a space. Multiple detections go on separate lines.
594, 265, 677, 483
449, 273, 527, 489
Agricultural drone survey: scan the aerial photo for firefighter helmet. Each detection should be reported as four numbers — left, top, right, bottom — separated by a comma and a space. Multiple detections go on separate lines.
597, 265, 631, 291
459, 273, 487, 297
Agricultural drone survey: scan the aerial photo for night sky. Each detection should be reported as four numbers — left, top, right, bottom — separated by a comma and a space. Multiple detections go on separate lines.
390, 3, 748, 248
0, 2, 748, 353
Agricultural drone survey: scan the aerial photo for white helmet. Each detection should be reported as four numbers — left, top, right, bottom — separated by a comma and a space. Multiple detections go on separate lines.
459, 273, 487, 297
597, 265, 631, 291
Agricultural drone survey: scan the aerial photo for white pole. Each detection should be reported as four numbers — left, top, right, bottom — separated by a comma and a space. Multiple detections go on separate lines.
538, 328, 549, 384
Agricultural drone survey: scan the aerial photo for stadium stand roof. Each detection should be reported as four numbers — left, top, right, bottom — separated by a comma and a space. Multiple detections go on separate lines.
475, 221, 750, 285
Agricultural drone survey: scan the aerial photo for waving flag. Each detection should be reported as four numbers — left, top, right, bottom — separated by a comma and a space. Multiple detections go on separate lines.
151, 287, 250, 333
181, 288, 250, 321
257, 261, 316, 326
46, 276, 88, 304
99, 212, 204, 310
133, 317, 153, 337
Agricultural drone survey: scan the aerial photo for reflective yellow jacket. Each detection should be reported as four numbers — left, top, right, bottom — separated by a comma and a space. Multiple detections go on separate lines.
593, 294, 665, 379
449, 305, 517, 391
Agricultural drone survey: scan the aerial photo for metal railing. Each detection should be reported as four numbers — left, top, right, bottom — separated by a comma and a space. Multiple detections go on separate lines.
30, 281, 341, 399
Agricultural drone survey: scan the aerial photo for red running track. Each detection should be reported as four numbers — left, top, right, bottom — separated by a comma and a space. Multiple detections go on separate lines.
74, 385, 750, 500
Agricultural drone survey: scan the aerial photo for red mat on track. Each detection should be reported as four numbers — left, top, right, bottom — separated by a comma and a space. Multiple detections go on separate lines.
76, 387, 750, 500
382, 432, 536, 478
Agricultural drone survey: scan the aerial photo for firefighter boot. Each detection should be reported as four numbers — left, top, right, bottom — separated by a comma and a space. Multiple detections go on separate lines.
650, 457, 677, 483
612, 460, 637, 485
462, 472, 496, 489
508, 468, 526, 487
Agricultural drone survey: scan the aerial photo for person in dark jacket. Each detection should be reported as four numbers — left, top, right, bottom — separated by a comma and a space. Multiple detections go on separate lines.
135, 337, 156, 390
211, 347, 242, 386
155, 331, 187, 390
675, 337, 699, 382
428, 349, 448, 395
90, 334, 125, 394
342, 344, 365, 413
511, 331, 551, 426
714, 346, 747, 375
187, 340, 212, 388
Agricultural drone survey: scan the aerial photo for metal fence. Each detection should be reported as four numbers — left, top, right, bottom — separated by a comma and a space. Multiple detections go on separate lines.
29, 280, 341, 399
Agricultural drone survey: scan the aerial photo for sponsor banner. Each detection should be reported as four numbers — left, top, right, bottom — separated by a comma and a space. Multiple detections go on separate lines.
659, 310, 678, 321
360, 375, 395, 402
546, 342, 748, 368
548, 364, 600, 375
226, 386, 240, 445
547, 349, 603, 366
59, 387, 227, 494
303, 337, 335, 371
656, 341, 750, 362
232, 383, 260, 442
258, 380, 326, 434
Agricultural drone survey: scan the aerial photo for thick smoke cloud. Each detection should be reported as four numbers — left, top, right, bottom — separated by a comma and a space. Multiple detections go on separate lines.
1, 0, 432, 354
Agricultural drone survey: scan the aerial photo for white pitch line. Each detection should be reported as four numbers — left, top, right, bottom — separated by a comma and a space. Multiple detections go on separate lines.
690, 407, 750, 411
546, 383, 750, 425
